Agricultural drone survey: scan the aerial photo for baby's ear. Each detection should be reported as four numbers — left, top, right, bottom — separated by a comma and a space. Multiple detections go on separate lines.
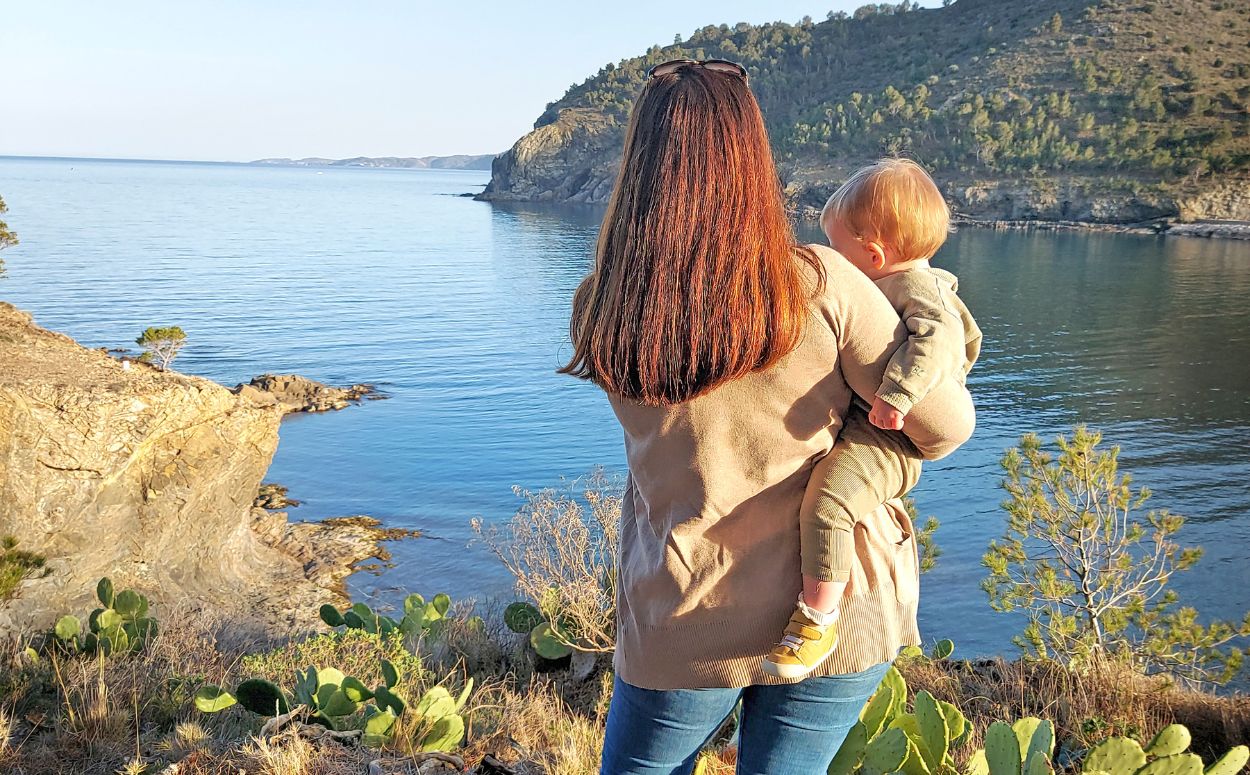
865, 241, 888, 269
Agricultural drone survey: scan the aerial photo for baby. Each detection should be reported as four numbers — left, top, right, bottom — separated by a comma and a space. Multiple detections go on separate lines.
762, 158, 981, 679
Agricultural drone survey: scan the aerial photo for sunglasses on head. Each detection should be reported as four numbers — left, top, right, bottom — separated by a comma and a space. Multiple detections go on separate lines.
646, 58, 749, 81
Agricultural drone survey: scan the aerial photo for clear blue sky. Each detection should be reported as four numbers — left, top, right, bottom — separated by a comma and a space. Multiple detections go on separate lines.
1, 1, 937, 162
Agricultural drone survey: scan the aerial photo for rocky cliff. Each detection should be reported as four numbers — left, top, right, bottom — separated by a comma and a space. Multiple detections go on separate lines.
477, 0, 1250, 226
483, 105, 1250, 225
478, 108, 621, 204
0, 303, 384, 637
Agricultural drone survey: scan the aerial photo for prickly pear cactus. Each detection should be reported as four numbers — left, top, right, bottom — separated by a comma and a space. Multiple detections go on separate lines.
530, 621, 574, 659
236, 678, 290, 717
914, 690, 950, 773
860, 682, 896, 739
52, 578, 157, 655
1082, 736, 1147, 775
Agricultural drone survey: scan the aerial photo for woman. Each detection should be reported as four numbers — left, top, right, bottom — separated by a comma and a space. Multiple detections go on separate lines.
560, 59, 975, 775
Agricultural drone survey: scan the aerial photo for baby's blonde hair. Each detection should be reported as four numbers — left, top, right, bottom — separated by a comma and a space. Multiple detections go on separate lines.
821, 158, 951, 262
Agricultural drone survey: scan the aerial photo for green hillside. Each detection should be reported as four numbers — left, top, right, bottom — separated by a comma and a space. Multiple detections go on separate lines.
485, 0, 1250, 223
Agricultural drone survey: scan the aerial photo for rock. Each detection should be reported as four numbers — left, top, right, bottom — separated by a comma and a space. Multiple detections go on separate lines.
254, 482, 300, 510
476, 108, 622, 205
0, 303, 387, 637
234, 373, 381, 415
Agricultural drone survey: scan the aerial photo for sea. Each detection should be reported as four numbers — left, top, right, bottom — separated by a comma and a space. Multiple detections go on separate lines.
1, 156, 1247, 658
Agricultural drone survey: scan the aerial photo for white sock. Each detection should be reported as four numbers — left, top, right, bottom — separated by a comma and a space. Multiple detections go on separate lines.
797, 593, 840, 627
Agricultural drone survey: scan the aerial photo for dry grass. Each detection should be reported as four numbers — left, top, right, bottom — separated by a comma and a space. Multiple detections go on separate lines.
463, 677, 610, 775
3, 598, 1248, 774
900, 656, 1250, 764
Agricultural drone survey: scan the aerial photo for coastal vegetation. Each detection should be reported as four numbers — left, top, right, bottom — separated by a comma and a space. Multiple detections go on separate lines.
134, 326, 187, 371
0, 195, 15, 252
484, 0, 1250, 222
3, 430, 1248, 773
0, 538, 46, 603
985, 429, 1250, 685
0, 194, 15, 277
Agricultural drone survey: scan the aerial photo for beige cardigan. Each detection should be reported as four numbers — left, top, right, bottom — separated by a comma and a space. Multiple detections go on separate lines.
607, 245, 976, 690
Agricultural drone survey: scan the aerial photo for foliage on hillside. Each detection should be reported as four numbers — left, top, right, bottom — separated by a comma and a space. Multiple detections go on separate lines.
537, 0, 1250, 186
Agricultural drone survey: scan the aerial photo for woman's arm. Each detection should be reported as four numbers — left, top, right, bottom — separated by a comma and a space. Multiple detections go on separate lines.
817, 247, 976, 460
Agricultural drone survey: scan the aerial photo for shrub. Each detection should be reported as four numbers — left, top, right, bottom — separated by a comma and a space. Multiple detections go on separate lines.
0, 195, 16, 252
0, 537, 46, 601
472, 471, 621, 654
983, 428, 1250, 684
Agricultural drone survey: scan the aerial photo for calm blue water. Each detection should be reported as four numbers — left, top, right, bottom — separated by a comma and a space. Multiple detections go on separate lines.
2, 156, 1248, 657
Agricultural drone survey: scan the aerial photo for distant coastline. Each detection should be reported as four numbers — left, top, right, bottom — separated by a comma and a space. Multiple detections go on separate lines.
251, 154, 497, 171
0, 154, 497, 171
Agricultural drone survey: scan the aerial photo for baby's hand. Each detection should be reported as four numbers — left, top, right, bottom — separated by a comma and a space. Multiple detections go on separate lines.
869, 397, 906, 431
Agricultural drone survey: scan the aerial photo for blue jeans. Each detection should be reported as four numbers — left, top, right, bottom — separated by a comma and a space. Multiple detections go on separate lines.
600, 662, 890, 775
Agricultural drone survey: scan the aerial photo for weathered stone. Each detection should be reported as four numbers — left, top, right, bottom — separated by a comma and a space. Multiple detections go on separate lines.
0, 303, 385, 636
254, 482, 300, 510
235, 373, 380, 415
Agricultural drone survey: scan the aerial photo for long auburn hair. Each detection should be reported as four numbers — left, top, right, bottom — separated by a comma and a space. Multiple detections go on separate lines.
558, 64, 822, 406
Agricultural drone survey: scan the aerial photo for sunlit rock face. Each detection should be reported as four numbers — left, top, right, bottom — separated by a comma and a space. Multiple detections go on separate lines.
0, 303, 382, 637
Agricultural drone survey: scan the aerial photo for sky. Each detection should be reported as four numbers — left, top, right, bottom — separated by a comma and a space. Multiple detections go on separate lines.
1, 1, 937, 162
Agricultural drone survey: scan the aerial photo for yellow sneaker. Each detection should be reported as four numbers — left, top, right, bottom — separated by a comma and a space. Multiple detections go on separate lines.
761, 605, 839, 679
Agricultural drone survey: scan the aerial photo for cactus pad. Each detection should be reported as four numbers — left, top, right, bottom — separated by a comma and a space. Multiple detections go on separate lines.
362, 706, 398, 748
415, 686, 456, 720
1145, 725, 1192, 758
381, 658, 399, 689
315, 685, 358, 717
194, 685, 237, 713
860, 683, 896, 738
1083, 737, 1147, 775
54, 615, 80, 641
236, 679, 289, 716
403, 593, 426, 618
985, 721, 1022, 775
828, 721, 868, 775
420, 713, 465, 752
1138, 754, 1203, 775
915, 691, 950, 772
318, 604, 344, 627
530, 621, 574, 660
1203, 746, 1249, 775
96, 577, 115, 608
504, 602, 544, 634
864, 727, 911, 775
455, 677, 474, 712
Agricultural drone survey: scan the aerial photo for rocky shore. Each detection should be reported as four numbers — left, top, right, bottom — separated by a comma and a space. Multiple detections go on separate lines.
0, 302, 396, 638
233, 372, 385, 414
478, 108, 1250, 239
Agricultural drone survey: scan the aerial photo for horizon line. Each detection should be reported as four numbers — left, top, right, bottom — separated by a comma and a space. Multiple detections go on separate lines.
0, 152, 501, 166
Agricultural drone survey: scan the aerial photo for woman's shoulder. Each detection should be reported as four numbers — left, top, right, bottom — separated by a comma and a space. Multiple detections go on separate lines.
796, 243, 880, 308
